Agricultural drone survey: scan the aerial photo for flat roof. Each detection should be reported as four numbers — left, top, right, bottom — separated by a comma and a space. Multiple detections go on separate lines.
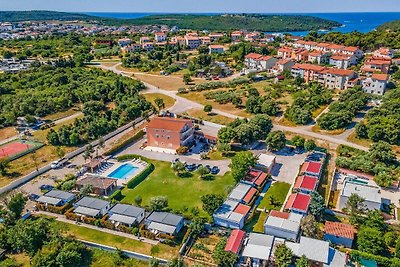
228, 183, 252, 202
242, 233, 274, 260
148, 221, 177, 235
147, 211, 183, 227
265, 212, 302, 233
36, 196, 62, 206
109, 213, 137, 225
286, 236, 330, 264
214, 200, 246, 223
341, 181, 381, 203
44, 190, 75, 201
75, 197, 109, 211
74, 206, 100, 217
109, 203, 144, 219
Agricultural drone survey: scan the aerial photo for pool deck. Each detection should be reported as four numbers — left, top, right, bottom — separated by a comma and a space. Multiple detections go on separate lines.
102, 159, 147, 186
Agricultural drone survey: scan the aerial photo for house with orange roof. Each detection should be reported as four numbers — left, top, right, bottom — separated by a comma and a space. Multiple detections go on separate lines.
244, 53, 278, 72
329, 53, 357, 69
373, 47, 394, 59
213, 199, 251, 229
185, 34, 201, 49
277, 47, 293, 59
199, 36, 211, 45
142, 42, 154, 51
171, 36, 186, 46
145, 117, 195, 152
308, 50, 329, 65
139, 36, 151, 44
361, 73, 389, 95
294, 40, 318, 50
322, 68, 357, 90
245, 32, 260, 42
291, 48, 309, 62
122, 43, 141, 53
361, 58, 391, 74
209, 44, 225, 54
117, 37, 132, 47
230, 31, 244, 41
209, 32, 224, 42
291, 63, 325, 83
271, 58, 296, 75
154, 32, 167, 42
284, 193, 311, 215
324, 221, 356, 248
293, 175, 319, 194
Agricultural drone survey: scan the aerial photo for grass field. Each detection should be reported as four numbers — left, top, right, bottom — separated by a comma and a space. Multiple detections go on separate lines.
33, 115, 84, 143
0, 127, 17, 142
42, 108, 80, 121
90, 249, 148, 267
120, 159, 235, 215
257, 181, 291, 211
52, 220, 179, 260
184, 108, 235, 126
311, 125, 346, 135
143, 93, 176, 110
179, 90, 251, 118
4, 253, 31, 267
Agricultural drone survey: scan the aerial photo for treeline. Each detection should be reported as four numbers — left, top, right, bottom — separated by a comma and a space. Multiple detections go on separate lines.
317, 86, 369, 130
356, 88, 400, 145
284, 83, 332, 125
0, 64, 150, 129
303, 29, 400, 50
217, 115, 272, 145
336, 143, 399, 187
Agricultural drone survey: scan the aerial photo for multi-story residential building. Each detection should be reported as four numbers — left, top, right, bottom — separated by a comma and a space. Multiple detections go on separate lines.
361, 58, 391, 74
244, 53, 278, 72
154, 32, 167, 42
117, 37, 132, 47
209, 32, 224, 42
245, 32, 260, 42
277, 47, 293, 60
329, 54, 357, 69
307, 50, 329, 65
322, 68, 356, 90
362, 73, 389, 95
291, 63, 326, 83
142, 42, 154, 51
139, 36, 151, 44
146, 117, 195, 150
199, 36, 211, 45
373, 47, 394, 59
296, 41, 364, 59
230, 31, 244, 41
185, 35, 201, 49
209, 44, 225, 54
271, 59, 296, 74
122, 43, 141, 53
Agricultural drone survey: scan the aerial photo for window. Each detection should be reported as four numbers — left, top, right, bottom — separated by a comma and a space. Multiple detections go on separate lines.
156, 134, 159, 138
167, 135, 170, 139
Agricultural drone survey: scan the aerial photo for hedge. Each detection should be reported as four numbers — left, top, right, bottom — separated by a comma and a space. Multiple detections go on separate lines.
109, 187, 124, 201
104, 129, 145, 156
126, 163, 155, 189
116, 154, 150, 163
350, 250, 400, 267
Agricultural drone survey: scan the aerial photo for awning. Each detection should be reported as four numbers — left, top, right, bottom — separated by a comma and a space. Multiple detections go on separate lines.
148, 222, 176, 235
74, 206, 100, 217
109, 214, 137, 225
36, 196, 62, 206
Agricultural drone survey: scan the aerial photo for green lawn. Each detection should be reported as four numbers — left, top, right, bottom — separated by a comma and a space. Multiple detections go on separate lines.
120, 160, 235, 215
257, 182, 291, 211
90, 249, 149, 267
51, 220, 178, 260
244, 211, 268, 233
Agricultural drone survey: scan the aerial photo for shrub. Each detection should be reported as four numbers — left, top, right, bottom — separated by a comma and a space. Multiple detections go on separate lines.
104, 130, 145, 156
126, 163, 155, 189
176, 146, 188, 155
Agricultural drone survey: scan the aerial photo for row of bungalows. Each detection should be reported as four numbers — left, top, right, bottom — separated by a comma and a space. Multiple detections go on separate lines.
293, 40, 364, 59
213, 164, 272, 229
285, 152, 325, 215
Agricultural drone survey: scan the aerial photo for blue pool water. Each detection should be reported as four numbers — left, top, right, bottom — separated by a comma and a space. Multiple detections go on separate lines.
108, 164, 138, 179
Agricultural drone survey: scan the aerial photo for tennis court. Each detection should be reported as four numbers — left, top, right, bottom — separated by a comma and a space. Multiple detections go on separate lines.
0, 139, 44, 160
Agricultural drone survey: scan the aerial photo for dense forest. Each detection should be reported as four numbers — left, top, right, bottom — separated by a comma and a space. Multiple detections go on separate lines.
0, 10, 95, 22
0, 11, 341, 32
356, 88, 400, 145
0, 64, 152, 145
377, 19, 400, 31
303, 29, 400, 50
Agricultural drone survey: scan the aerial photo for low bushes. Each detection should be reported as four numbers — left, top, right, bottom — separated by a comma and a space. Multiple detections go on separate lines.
104, 129, 145, 156
126, 162, 155, 189
350, 250, 400, 267
65, 207, 97, 225
109, 187, 124, 201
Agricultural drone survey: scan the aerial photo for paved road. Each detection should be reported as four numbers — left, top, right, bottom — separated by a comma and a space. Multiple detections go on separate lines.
0, 111, 83, 146
97, 63, 369, 152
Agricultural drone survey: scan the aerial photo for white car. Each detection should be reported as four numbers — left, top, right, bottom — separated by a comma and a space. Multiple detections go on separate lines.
50, 161, 61, 169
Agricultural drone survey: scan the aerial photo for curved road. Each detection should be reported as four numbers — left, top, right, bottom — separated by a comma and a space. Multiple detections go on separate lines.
97, 63, 369, 152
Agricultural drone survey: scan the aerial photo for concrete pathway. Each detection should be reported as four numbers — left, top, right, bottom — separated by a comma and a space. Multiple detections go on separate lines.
36, 211, 159, 245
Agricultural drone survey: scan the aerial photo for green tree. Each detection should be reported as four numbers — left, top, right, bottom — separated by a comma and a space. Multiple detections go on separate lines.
183, 73, 192, 85
154, 97, 165, 111
197, 165, 211, 179
189, 217, 206, 237
166, 257, 186, 267
266, 131, 286, 151
150, 258, 160, 267
217, 127, 235, 144
345, 193, 367, 227
61, 180, 75, 191
300, 215, 320, 238
201, 194, 224, 215
395, 237, 400, 257
364, 210, 387, 232
212, 238, 238, 267
134, 195, 143, 206
149, 196, 168, 211
274, 244, 293, 267
5, 193, 27, 224
230, 151, 257, 182
172, 161, 185, 176
203, 104, 213, 113
369, 141, 396, 164
291, 136, 305, 148
0, 158, 10, 176
304, 140, 316, 151
309, 192, 325, 220
296, 255, 310, 267
357, 227, 387, 254
79, 184, 93, 197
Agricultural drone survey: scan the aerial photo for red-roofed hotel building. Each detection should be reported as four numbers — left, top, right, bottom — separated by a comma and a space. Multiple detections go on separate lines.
146, 117, 195, 151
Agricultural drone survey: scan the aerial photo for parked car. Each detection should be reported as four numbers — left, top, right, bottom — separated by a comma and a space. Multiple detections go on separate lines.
28, 193, 40, 201
210, 166, 220, 174
50, 160, 61, 169
185, 164, 197, 172
39, 184, 53, 191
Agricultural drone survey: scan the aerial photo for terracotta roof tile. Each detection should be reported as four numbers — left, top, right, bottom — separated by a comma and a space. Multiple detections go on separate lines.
324, 221, 356, 239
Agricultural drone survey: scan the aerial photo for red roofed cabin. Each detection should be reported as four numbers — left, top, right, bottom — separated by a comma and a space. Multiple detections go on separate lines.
284, 193, 311, 215
225, 229, 246, 254
293, 175, 318, 194
146, 117, 195, 151
300, 161, 322, 178
242, 168, 269, 189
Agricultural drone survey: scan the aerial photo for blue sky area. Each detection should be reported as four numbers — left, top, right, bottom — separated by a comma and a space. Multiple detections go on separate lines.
2, 0, 400, 13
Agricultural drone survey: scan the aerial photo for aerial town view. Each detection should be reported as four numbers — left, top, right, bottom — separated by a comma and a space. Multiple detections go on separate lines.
1, 0, 400, 266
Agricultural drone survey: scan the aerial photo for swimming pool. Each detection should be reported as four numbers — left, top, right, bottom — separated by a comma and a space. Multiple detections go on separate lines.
108, 163, 139, 180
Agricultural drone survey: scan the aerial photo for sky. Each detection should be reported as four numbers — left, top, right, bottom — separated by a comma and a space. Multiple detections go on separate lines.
2, 0, 400, 13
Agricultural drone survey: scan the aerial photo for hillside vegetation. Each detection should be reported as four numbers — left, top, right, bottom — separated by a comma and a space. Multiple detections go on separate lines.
0, 10, 95, 22
377, 19, 400, 31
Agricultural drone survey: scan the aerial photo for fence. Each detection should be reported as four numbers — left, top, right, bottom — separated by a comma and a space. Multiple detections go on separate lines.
0, 115, 149, 195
